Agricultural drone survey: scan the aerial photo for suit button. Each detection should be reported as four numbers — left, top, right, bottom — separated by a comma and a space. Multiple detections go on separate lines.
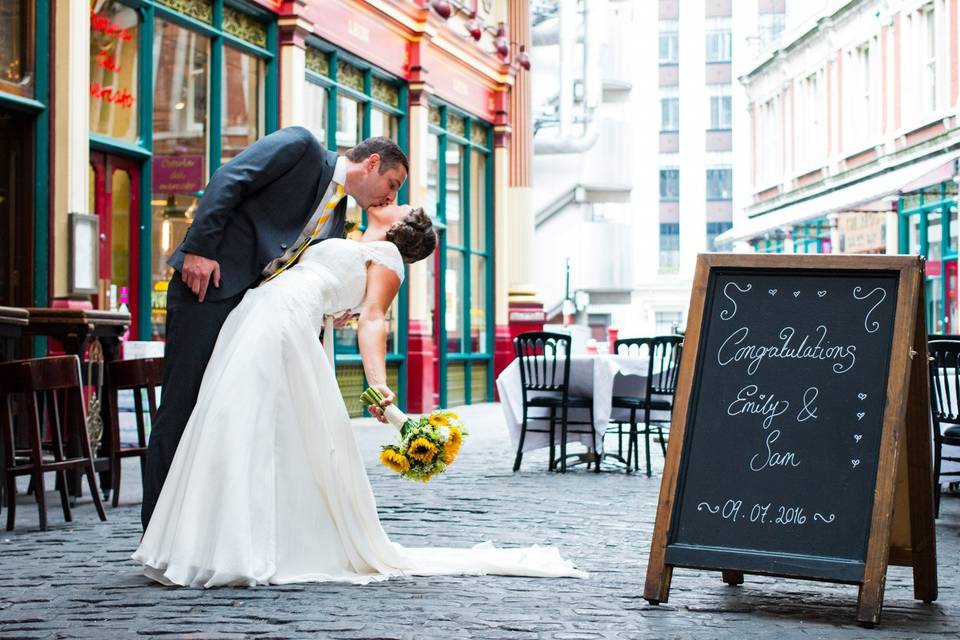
280, 243, 288, 250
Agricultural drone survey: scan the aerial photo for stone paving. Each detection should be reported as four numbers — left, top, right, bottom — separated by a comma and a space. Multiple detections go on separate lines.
0, 402, 958, 639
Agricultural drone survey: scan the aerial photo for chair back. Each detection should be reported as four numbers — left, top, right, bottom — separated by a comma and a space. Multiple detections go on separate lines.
106, 357, 164, 451
514, 332, 573, 402
615, 336, 683, 402
0, 356, 87, 454
929, 340, 960, 426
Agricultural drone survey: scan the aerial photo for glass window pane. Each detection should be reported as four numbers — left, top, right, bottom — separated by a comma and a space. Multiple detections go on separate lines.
470, 255, 486, 353
445, 143, 463, 246
370, 108, 398, 141
469, 148, 486, 252
90, 1, 138, 141
426, 133, 439, 216
151, 19, 209, 339
337, 94, 363, 230
445, 250, 463, 353
111, 168, 131, 292
304, 81, 327, 146
221, 46, 261, 164
0, 0, 33, 97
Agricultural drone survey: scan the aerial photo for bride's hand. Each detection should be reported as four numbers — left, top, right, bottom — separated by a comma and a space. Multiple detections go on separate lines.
367, 384, 395, 423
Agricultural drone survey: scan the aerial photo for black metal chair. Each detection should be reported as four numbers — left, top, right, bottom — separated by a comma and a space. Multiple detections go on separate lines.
927, 339, 960, 517
513, 332, 597, 473
607, 336, 683, 476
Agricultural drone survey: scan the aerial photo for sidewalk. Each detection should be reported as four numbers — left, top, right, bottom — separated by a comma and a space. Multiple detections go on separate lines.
0, 402, 957, 639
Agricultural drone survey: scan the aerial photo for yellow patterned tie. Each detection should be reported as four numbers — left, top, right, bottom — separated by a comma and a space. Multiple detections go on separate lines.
264, 183, 344, 283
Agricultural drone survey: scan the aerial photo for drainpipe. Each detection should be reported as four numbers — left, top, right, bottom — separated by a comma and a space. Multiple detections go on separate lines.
534, 0, 604, 155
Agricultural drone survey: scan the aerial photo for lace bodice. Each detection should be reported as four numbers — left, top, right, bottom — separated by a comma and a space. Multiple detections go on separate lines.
259, 238, 404, 331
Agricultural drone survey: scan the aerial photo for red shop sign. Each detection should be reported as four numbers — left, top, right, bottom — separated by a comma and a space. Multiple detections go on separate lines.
152, 155, 205, 195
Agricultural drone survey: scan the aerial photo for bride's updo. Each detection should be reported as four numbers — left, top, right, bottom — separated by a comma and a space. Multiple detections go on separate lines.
386, 207, 437, 264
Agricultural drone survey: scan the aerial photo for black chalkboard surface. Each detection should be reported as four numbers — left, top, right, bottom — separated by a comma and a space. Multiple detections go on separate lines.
643, 254, 937, 626
666, 268, 899, 580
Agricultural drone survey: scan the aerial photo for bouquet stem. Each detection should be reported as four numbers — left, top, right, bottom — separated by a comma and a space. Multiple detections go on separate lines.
360, 387, 416, 434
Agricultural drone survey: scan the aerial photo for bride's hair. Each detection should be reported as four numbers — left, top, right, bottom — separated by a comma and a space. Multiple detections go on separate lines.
386, 208, 437, 264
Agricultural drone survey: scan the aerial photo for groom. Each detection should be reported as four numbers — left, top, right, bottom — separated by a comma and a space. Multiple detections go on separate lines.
142, 126, 408, 529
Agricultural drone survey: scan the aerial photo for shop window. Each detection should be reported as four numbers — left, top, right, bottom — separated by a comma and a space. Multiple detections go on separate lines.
150, 19, 209, 338
90, 0, 139, 141
221, 46, 262, 164
303, 81, 327, 145
0, 0, 33, 97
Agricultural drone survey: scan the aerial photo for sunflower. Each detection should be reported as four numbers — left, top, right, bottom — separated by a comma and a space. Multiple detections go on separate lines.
441, 447, 458, 465
447, 426, 463, 450
428, 413, 450, 428
407, 437, 439, 463
380, 448, 409, 474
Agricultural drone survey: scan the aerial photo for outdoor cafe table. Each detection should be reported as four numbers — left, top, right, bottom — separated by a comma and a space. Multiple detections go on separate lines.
495, 353, 673, 460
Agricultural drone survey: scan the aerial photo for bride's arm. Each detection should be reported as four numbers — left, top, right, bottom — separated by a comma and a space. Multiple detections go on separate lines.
357, 262, 402, 421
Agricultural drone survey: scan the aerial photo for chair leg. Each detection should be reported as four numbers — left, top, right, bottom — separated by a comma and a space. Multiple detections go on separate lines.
548, 408, 557, 471
29, 438, 47, 532
591, 406, 599, 473
47, 395, 72, 523
657, 425, 667, 457
644, 408, 653, 478
559, 407, 568, 474
4, 470, 14, 531
111, 451, 121, 508
513, 406, 529, 472
626, 408, 636, 473
75, 391, 106, 522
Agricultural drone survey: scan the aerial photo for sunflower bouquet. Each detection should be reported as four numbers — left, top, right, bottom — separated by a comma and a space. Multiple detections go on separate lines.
359, 387, 466, 482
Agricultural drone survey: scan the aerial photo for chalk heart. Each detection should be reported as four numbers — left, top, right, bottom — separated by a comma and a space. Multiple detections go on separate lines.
793, 291, 801, 298
768, 289, 778, 296
857, 393, 867, 400
817, 290, 827, 297
851, 459, 861, 468
857, 412, 866, 420
854, 434, 863, 443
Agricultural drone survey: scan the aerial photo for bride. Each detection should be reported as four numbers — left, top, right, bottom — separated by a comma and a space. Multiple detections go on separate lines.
133, 203, 587, 587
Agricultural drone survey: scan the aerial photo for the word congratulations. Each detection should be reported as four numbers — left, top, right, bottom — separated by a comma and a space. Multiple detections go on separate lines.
717, 325, 856, 375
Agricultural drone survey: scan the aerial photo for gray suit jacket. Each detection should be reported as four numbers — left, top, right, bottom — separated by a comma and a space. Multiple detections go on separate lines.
168, 126, 347, 301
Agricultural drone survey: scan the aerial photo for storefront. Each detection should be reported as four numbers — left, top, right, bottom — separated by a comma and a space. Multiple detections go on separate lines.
0, 0, 50, 314
898, 172, 960, 335
85, 0, 279, 338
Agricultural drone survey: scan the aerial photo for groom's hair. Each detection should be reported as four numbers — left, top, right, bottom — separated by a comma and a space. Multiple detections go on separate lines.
346, 137, 409, 175
387, 208, 437, 264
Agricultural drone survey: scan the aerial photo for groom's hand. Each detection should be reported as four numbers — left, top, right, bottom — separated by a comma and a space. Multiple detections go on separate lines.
182, 253, 221, 302
333, 310, 358, 329
367, 385, 395, 423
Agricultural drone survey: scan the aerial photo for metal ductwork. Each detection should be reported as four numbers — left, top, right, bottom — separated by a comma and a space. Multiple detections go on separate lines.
534, 0, 604, 155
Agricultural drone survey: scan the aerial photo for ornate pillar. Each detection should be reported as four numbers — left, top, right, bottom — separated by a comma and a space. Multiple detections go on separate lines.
52, 1, 91, 300
404, 44, 437, 412
278, 0, 312, 128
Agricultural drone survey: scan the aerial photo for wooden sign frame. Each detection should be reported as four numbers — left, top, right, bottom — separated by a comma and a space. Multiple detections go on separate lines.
643, 254, 937, 626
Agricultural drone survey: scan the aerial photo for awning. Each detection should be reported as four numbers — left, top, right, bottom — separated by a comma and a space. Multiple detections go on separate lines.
718, 153, 959, 244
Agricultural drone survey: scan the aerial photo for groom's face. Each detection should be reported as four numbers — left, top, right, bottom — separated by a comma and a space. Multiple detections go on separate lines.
354, 154, 407, 209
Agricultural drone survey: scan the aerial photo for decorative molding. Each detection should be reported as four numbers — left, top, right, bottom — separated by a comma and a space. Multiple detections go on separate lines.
223, 5, 267, 48
155, 0, 212, 24
305, 46, 329, 76
337, 60, 364, 92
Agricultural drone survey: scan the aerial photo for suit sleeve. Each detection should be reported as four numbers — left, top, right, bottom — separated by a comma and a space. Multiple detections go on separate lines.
180, 126, 315, 259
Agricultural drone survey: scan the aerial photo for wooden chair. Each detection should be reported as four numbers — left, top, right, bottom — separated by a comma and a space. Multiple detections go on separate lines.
927, 339, 960, 517
608, 336, 683, 476
0, 356, 107, 531
106, 357, 163, 507
513, 332, 597, 473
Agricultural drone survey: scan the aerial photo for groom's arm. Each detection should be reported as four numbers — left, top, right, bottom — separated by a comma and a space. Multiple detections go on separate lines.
357, 264, 401, 422
180, 126, 314, 260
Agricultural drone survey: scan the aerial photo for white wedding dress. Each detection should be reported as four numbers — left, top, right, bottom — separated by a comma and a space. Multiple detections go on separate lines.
133, 238, 586, 587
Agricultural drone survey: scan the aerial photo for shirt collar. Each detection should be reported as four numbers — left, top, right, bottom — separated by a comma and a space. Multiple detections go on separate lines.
333, 156, 347, 186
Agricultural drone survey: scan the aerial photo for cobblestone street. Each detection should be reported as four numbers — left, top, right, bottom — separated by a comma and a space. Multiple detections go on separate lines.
1, 403, 957, 639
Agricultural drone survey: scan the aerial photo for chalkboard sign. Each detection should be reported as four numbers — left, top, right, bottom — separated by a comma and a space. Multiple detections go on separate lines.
644, 255, 937, 626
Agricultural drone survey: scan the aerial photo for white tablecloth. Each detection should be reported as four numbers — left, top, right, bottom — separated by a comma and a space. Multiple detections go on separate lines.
496, 354, 673, 455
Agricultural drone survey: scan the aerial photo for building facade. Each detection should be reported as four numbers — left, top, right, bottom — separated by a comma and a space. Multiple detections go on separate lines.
530, 0, 785, 340
728, 0, 960, 333
0, 0, 537, 414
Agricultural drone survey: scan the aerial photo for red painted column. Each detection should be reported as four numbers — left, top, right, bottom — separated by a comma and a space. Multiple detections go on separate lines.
406, 319, 436, 413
